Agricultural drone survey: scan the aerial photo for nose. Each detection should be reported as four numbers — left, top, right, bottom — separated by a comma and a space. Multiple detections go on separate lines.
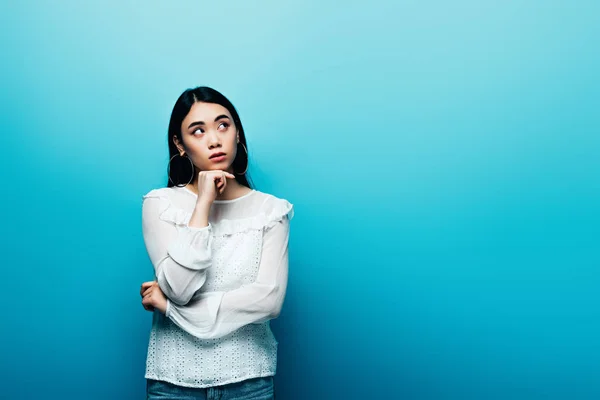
207, 130, 221, 149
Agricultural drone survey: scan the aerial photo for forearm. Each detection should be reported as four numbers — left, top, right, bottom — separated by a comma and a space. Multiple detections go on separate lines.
188, 200, 211, 229
166, 280, 287, 339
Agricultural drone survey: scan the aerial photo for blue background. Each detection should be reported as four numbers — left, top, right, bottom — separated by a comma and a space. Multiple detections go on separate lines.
1, 1, 599, 399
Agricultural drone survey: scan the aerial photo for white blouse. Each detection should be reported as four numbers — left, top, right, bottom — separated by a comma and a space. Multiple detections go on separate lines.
141, 185, 294, 388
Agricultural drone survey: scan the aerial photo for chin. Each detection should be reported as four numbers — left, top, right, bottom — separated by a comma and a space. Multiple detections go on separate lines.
204, 163, 232, 170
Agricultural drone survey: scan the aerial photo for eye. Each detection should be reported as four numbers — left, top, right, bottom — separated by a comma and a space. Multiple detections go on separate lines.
192, 128, 204, 135
218, 122, 229, 130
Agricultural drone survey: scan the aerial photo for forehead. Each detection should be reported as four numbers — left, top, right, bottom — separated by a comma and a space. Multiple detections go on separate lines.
184, 102, 231, 123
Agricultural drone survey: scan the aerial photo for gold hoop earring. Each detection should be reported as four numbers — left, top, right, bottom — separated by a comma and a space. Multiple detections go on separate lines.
235, 142, 248, 175
168, 153, 194, 187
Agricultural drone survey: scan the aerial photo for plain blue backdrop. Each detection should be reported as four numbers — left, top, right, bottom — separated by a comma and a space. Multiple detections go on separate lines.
1, 1, 599, 399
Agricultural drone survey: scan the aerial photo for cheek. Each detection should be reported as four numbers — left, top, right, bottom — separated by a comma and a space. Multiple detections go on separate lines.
183, 153, 202, 169
229, 144, 239, 161
226, 135, 238, 151
185, 143, 209, 162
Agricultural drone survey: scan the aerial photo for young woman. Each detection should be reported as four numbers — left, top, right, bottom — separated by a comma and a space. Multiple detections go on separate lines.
139, 86, 293, 399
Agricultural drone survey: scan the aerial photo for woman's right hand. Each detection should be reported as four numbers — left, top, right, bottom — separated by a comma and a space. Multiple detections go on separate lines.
196, 170, 236, 205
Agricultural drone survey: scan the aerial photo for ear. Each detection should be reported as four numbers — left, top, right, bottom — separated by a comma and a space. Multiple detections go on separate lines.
173, 136, 185, 155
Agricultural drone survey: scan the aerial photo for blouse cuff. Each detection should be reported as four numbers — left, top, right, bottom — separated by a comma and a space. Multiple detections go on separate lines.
165, 298, 172, 318
185, 222, 211, 232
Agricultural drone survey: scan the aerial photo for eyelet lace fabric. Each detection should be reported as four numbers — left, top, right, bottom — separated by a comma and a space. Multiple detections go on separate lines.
141, 186, 293, 388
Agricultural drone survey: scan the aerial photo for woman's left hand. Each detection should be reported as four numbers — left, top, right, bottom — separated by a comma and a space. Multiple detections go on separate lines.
141, 281, 167, 314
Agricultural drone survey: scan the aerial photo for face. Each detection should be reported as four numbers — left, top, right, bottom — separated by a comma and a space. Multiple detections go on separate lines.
175, 101, 239, 174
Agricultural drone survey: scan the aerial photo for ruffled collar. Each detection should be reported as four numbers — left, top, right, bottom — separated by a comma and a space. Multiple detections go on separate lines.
157, 192, 293, 237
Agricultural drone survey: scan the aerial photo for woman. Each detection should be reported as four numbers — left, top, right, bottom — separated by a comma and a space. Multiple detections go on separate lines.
139, 86, 293, 399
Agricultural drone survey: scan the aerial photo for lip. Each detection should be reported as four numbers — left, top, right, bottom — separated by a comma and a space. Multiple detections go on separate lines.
209, 152, 226, 159
209, 153, 227, 162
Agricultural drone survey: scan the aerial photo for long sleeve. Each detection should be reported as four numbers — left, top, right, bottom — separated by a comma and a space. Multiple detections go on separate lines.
141, 193, 213, 306
165, 215, 291, 340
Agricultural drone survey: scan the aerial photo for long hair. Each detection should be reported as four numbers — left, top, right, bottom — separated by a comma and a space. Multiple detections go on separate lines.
166, 86, 253, 189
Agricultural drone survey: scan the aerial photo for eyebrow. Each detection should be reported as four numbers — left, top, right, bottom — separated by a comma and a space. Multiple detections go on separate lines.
188, 115, 230, 129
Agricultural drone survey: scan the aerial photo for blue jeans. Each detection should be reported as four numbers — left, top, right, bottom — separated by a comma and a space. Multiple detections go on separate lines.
146, 376, 275, 400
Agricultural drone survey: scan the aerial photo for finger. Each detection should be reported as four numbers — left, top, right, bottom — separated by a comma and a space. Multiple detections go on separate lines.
220, 172, 227, 192
142, 294, 154, 307
214, 170, 235, 180
144, 284, 157, 296
222, 172, 228, 188
140, 283, 152, 297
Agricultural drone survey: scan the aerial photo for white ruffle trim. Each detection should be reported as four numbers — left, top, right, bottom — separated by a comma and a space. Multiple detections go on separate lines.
143, 190, 294, 236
